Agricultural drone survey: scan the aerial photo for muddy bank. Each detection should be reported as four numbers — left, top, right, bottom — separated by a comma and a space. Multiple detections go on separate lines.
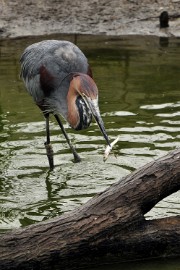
0, 0, 180, 38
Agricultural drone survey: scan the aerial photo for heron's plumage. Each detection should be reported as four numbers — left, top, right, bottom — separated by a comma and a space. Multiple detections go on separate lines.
20, 39, 111, 167
20, 40, 90, 119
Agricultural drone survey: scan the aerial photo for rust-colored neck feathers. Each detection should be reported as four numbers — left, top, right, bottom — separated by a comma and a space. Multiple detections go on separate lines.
67, 74, 98, 129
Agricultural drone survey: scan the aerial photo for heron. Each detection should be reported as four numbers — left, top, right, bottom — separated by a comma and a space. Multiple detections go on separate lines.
20, 40, 111, 169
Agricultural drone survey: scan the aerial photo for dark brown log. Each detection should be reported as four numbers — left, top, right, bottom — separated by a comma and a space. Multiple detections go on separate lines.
0, 149, 180, 270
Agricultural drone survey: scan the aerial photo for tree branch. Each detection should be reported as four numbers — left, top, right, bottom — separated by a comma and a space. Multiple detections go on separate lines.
0, 149, 180, 270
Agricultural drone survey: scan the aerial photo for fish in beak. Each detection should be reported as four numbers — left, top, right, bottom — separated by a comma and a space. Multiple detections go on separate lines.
70, 73, 119, 160
82, 94, 119, 161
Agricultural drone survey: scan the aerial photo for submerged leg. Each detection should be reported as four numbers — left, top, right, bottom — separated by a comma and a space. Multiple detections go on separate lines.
44, 114, 54, 170
54, 114, 81, 163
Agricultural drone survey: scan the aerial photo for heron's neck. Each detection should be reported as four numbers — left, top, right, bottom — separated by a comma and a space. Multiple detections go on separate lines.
67, 87, 80, 129
67, 86, 92, 130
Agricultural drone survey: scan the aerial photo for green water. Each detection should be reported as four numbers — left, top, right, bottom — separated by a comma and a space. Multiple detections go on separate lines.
0, 35, 180, 268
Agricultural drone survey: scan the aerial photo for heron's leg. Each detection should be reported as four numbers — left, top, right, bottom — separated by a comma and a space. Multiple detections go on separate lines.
54, 114, 81, 163
44, 114, 54, 170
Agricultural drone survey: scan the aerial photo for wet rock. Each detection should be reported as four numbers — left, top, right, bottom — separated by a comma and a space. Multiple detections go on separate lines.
0, 28, 5, 34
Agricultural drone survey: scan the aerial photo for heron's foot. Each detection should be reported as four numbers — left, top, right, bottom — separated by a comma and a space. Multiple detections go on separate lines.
45, 142, 54, 170
73, 151, 81, 163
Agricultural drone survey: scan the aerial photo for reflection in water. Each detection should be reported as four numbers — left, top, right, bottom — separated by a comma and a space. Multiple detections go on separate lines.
87, 257, 180, 270
0, 106, 3, 132
159, 37, 169, 47
0, 35, 180, 233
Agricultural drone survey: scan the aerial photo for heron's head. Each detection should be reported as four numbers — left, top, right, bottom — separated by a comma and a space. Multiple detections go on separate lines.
67, 73, 111, 146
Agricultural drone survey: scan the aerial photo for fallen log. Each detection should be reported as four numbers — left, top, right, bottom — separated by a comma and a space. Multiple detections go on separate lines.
0, 149, 180, 270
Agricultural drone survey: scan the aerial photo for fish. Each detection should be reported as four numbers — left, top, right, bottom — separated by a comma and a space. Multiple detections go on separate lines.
103, 136, 119, 161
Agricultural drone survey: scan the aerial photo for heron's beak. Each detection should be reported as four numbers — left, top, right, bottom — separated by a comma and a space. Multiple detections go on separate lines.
83, 95, 111, 147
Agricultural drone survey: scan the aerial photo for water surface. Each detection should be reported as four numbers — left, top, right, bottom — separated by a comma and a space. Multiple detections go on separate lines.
0, 35, 179, 236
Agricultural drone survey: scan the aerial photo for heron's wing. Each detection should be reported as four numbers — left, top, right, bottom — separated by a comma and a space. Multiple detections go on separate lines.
20, 40, 90, 103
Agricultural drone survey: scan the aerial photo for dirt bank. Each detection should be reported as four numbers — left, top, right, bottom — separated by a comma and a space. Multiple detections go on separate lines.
0, 0, 180, 38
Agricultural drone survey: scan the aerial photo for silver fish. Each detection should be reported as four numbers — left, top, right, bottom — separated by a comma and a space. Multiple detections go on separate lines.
103, 136, 119, 161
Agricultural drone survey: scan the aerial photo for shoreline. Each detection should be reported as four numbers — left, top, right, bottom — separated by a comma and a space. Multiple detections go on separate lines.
0, 1, 180, 39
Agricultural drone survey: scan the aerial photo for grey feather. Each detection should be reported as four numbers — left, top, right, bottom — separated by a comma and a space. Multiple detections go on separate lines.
20, 40, 89, 118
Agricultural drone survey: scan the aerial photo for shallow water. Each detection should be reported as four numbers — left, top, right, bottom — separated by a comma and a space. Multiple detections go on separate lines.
0, 35, 180, 266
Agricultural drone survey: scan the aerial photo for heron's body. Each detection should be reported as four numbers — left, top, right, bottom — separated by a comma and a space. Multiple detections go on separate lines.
21, 40, 92, 125
20, 40, 110, 168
